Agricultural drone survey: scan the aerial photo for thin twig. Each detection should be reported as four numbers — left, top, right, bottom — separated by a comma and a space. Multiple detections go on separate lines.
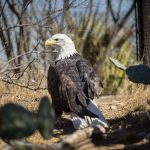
1, 1, 86, 31
0, 42, 40, 74
0, 79, 47, 91
0, 0, 7, 17
17, 58, 35, 80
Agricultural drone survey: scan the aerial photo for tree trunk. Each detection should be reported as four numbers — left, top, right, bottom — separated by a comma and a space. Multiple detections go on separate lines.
137, 0, 150, 67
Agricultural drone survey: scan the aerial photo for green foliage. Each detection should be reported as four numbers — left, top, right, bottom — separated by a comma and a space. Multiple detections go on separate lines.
0, 103, 36, 140
0, 96, 55, 140
126, 65, 150, 84
37, 96, 55, 139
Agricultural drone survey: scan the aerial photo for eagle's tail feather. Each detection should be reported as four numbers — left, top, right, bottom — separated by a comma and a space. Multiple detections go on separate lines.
71, 100, 109, 130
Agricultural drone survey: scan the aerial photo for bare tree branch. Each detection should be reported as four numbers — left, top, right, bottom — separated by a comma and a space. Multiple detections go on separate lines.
0, 79, 47, 91
6, 0, 20, 20
0, 42, 40, 73
117, 0, 135, 30
108, 0, 118, 23
0, 0, 7, 17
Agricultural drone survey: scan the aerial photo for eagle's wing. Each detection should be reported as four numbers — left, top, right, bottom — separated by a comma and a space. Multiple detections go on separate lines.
55, 60, 97, 118
47, 65, 63, 117
76, 58, 103, 99
73, 59, 108, 129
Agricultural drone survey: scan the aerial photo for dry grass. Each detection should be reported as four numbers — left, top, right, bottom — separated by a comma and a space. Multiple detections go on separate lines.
99, 82, 150, 119
0, 81, 48, 111
0, 81, 150, 149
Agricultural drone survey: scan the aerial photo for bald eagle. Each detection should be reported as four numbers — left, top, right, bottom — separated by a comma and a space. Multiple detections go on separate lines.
45, 34, 109, 129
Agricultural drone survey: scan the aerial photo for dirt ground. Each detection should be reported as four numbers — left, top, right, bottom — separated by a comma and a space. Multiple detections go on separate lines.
0, 81, 150, 149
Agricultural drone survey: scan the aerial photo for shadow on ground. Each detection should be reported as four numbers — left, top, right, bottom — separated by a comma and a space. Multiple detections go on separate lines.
90, 110, 150, 149
53, 117, 75, 138
54, 111, 150, 150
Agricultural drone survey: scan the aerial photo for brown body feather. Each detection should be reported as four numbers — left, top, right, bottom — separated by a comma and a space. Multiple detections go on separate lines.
47, 54, 102, 118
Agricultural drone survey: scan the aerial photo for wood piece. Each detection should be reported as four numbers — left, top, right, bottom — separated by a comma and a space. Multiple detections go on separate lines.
52, 125, 106, 150
64, 125, 106, 145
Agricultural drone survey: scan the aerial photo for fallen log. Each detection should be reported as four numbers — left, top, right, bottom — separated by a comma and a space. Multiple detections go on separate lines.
51, 125, 106, 150
2, 125, 106, 150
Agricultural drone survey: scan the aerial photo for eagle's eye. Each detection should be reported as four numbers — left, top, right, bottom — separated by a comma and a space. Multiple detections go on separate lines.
55, 39, 59, 41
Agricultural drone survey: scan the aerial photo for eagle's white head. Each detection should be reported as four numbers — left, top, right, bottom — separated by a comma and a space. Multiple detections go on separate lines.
45, 34, 78, 61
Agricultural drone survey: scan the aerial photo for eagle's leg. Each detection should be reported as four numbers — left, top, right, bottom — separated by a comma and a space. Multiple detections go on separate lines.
54, 109, 63, 129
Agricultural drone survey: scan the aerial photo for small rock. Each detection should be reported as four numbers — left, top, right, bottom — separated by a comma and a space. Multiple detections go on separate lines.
110, 105, 117, 110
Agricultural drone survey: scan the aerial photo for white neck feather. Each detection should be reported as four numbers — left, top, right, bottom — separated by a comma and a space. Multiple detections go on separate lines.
56, 43, 78, 61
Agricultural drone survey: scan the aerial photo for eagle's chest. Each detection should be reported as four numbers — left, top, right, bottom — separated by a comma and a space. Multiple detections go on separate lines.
56, 60, 80, 82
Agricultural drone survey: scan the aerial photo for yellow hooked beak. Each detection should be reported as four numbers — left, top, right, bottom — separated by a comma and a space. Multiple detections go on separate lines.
45, 39, 56, 48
